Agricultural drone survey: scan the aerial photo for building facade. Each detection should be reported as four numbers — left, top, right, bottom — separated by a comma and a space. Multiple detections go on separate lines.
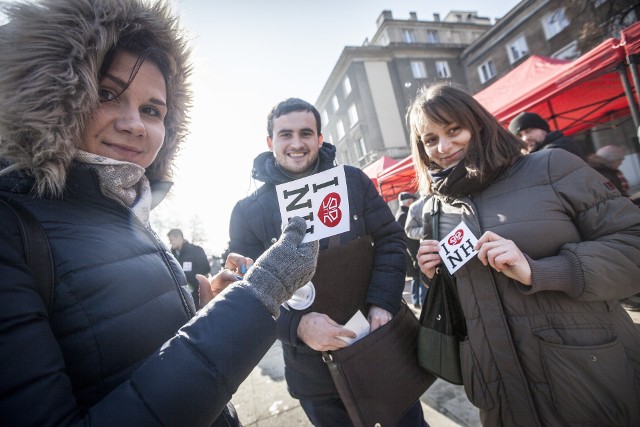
316, 10, 490, 168
317, 0, 639, 185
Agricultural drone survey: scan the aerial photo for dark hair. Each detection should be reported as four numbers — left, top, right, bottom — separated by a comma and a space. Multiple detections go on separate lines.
406, 83, 523, 194
267, 98, 322, 139
167, 229, 183, 238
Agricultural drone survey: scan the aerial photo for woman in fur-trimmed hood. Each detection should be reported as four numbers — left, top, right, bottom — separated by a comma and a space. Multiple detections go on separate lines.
0, 0, 191, 197
0, 1, 319, 426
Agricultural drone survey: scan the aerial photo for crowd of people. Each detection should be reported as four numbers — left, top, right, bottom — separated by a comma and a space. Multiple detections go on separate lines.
0, 1, 639, 426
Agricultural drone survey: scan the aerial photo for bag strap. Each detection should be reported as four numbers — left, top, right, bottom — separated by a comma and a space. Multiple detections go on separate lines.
430, 197, 441, 241
0, 198, 54, 316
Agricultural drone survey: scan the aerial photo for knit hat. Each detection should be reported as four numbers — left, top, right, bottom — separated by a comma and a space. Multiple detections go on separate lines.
508, 112, 550, 135
596, 145, 626, 162
398, 192, 417, 202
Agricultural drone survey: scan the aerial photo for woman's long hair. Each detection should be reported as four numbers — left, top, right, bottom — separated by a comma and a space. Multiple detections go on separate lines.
406, 83, 523, 194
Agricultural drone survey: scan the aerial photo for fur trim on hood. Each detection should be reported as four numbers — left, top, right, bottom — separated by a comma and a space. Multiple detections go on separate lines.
0, 0, 192, 197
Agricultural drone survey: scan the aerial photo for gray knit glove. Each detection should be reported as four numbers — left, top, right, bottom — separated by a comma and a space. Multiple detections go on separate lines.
240, 216, 319, 317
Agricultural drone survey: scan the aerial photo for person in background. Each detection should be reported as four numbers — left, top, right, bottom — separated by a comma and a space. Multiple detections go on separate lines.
588, 145, 631, 197
508, 111, 587, 160
409, 83, 640, 426
228, 98, 426, 426
395, 192, 425, 308
168, 228, 211, 308
0, 1, 319, 425
589, 145, 640, 310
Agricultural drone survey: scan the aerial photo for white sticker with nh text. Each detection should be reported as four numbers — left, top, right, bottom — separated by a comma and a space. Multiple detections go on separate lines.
276, 165, 350, 243
438, 221, 479, 275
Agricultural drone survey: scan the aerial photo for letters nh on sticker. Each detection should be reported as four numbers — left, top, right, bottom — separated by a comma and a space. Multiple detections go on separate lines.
441, 227, 475, 270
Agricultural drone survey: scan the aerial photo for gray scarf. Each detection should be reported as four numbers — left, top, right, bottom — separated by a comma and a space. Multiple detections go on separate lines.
74, 150, 152, 225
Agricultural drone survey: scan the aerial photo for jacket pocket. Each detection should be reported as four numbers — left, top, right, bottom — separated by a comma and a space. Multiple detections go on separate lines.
460, 339, 495, 410
539, 337, 639, 425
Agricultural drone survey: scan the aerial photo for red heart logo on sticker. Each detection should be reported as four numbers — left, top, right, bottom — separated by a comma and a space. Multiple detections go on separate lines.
448, 229, 464, 245
318, 192, 342, 227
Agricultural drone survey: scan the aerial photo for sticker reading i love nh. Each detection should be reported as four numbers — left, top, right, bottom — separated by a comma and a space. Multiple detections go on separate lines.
438, 221, 479, 275
276, 165, 350, 243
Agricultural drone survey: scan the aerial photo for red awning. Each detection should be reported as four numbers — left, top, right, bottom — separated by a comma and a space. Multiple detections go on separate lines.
475, 37, 629, 135
621, 20, 640, 57
376, 155, 417, 202
361, 156, 398, 189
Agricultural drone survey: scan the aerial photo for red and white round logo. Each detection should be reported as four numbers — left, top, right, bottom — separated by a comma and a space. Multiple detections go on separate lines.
448, 229, 464, 246
317, 192, 342, 227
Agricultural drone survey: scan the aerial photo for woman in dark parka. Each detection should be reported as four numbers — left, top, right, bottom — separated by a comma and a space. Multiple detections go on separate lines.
409, 83, 640, 426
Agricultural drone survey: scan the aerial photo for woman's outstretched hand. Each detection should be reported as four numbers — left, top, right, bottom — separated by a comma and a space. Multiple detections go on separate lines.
242, 216, 319, 317
197, 253, 254, 307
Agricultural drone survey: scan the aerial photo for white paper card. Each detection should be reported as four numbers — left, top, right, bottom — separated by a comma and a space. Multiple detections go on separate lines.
276, 165, 350, 243
438, 221, 479, 275
337, 310, 370, 345
182, 261, 192, 272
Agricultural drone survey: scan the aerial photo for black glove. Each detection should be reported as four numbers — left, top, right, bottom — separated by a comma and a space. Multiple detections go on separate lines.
240, 216, 319, 317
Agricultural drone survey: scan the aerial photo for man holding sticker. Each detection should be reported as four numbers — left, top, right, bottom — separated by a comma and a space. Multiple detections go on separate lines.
229, 98, 426, 426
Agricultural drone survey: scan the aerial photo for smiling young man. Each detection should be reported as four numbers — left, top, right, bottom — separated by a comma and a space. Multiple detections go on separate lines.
228, 98, 427, 426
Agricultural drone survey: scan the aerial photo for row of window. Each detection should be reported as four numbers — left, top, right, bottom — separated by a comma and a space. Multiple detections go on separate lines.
476, 7, 571, 84
402, 29, 441, 44
323, 102, 359, 143
411, 60, 451, 79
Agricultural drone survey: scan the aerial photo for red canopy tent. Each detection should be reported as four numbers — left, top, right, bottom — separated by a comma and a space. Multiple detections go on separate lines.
622, 19, 640, 57
375, 21, 640, 201
376, 155, 418, 202
361, 155, 398, 189
474, 37, 630, 135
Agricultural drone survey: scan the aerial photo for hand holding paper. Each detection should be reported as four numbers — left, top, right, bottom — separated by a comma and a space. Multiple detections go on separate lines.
298, 312, 355, 351
336, 311, 370, 345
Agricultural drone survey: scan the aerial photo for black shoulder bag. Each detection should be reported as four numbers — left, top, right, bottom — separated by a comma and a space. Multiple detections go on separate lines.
417, 199, 467, 385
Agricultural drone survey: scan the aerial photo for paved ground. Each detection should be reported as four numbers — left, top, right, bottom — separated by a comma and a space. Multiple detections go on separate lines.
232, 281, 640, 426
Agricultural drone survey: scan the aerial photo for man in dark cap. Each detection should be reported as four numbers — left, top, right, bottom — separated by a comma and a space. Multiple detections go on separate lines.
509, 111, 586, 160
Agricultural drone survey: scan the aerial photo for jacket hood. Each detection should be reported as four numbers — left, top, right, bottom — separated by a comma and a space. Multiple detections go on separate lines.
251, 142, 337, 185
0, 0, 192, 197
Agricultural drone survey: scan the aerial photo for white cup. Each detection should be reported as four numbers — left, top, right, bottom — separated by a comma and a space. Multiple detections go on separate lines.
283, 281, 315, 310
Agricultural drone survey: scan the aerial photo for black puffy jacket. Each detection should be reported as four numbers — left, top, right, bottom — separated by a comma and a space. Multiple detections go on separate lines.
0, 165, 278, 426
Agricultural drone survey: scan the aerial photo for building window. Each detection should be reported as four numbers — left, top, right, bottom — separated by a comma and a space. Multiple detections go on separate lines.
427, 30, 440, 43
348, 105, 359, 127
402, 29, 416, 43
411, 61, 427, 79
336, 120, 345, 140
343, 76, 352, 95
435, 61, 451, 78
553, 40, 580, 60
332, 95, 339, 112
478, 59, 496, 84
321, 109, 329, 127
357, 137, 367, 159
542, 8, 570, 40
507, 35, 529, 64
